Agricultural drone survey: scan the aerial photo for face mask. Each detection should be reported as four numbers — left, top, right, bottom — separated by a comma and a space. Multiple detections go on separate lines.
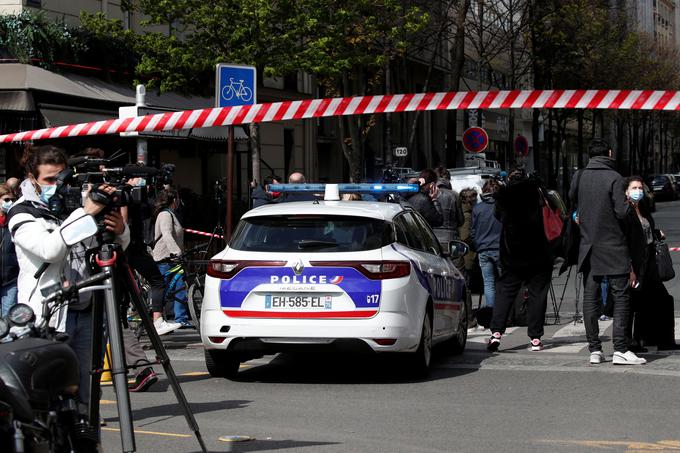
0, 201, 13, 212
136, 179, 147, 187
39, 184, 57, 204
629, 189, 644, 202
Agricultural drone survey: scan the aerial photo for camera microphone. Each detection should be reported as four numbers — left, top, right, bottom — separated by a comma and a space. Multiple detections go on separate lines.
67, 157, 107, 168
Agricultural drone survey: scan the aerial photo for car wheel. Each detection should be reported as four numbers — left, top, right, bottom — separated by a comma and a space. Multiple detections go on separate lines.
188, 276, 205, 334
409, 310, 433, 377
449, 291, 470, 356
204, 349, 240, 378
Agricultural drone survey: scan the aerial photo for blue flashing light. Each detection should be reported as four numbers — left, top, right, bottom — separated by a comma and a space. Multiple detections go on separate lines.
268, 183, 419, 194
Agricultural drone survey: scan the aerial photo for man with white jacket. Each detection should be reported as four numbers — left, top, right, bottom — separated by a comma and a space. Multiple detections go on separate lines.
8, 145, 129, 407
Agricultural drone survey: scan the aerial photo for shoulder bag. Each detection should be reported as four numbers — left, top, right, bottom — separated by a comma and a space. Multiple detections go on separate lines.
655, 239, 676, 282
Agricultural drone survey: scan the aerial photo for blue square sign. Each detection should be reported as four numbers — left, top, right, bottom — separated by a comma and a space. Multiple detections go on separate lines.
215, 64, 257, 108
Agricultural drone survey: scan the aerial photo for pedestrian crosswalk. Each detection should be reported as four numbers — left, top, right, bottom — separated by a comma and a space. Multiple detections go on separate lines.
466, 317, 680, 354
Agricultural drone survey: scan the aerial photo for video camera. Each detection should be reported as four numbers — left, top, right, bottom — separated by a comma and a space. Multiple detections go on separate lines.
49, 156, 175, 218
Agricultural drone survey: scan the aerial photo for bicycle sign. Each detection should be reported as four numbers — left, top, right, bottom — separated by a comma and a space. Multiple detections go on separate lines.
215, 63, 257, 108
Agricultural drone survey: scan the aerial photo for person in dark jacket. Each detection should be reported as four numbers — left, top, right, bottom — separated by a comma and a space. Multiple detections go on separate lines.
570, 139, 644, 365
251, 174, 282, 208
487, 168, 553, 352
280, 172, 318, 203
0, 184, 18, 317
623, 176, 679, 351
432, 167, 463, 248
471, 179, 502, 309
404, 169, 443, 227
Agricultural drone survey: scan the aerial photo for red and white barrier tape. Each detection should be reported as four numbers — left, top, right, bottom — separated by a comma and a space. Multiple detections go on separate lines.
185, 228, 223, 239
671, 247, 680, 252
2, 89, 680, 143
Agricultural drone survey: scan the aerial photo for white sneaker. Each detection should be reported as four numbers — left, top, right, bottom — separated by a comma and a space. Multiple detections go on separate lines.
612, 350, 647, 365
154, 317, 181, 336
589, 351, 605, 364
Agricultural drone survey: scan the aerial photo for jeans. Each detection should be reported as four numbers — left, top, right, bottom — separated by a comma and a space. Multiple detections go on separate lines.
490, 267, 552, 340
583, 271, 630, 353
158, 262, 188, 324
478, 250, 501, 308
127, 248, 165, 314
0, 282, 17, 317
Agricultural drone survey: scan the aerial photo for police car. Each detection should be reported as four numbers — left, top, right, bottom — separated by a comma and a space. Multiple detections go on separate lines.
200, 184, 471, 378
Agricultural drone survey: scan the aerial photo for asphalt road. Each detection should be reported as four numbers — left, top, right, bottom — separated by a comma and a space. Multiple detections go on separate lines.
101, 199, 680, 453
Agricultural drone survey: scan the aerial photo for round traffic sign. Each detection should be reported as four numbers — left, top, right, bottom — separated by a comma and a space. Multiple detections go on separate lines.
514, 135, 529, 156
462, 127, 489, 153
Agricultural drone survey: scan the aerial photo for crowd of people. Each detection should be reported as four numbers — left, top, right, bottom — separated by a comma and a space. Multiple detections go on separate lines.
1, 145, 198, 401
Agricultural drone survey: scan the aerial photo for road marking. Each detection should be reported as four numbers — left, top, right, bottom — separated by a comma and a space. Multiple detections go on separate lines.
542, 342, 590, 353
180, 371, 209, 376
468, 327, 517, 343
438, 361, 680, 377
538, 439, 680, 451
102, 427, 192, 438
100, 399, 116, 405
552, 320, 612, 338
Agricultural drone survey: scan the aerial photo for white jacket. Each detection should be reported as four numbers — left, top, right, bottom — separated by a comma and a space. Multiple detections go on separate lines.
8, 179, 130, 331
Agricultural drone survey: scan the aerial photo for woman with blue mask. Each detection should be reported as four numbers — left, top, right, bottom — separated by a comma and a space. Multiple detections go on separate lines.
0, 183, 18, 317
624, 176, 679, 351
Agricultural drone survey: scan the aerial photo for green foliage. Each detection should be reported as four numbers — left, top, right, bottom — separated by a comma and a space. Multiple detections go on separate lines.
0, 11, 82, 67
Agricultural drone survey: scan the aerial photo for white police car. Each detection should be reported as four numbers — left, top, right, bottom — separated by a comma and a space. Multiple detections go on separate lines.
200, 184, 470, 378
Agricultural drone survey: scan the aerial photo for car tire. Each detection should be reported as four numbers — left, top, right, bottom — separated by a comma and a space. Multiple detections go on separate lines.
188, 276, 205, 334
448, 291, 470, 356
204, 349, 240, 378
409, 310, 433, 377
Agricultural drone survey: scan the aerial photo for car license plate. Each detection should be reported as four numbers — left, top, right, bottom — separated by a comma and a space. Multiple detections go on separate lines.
264, 294, 333, 310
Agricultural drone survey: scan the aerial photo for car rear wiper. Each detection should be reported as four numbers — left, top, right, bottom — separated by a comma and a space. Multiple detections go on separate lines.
297, 240, 339, 249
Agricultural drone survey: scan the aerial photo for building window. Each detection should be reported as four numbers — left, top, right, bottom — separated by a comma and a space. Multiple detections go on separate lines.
25, 0, 41, 7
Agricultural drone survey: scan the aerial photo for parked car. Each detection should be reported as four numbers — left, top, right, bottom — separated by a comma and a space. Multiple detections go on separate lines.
672, 174, 680, 193
645, 174, 678, 201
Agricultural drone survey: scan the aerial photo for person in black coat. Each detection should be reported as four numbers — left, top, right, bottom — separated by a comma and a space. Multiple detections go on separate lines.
486, 168, 553, 352
404, 169, 443, 228
251, 174, 282, 208
570, 139, 644, 365
623, 176, 679, 351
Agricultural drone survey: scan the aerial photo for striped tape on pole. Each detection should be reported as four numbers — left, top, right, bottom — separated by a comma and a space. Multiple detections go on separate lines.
3, 89, 680, 144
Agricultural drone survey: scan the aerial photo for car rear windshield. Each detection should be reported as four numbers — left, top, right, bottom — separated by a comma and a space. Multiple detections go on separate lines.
229, 215, 395, 252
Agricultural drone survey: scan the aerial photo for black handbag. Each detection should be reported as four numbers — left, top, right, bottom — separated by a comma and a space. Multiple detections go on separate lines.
655, 240, 676, 282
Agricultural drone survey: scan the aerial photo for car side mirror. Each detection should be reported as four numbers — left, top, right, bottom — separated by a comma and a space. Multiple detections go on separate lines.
60, 214, 98, 246
448, 240, 469, 259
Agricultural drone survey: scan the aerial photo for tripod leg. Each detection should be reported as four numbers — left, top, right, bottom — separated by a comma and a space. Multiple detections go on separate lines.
100, 261, 137, 453
88, 293, 104, 429
121, 261, 209, 453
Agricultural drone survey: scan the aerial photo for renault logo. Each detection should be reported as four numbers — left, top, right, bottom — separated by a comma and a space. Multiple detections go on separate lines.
292, 259, 304, 275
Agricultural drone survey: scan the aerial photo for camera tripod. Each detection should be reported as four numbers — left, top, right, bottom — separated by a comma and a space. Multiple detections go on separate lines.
85, 242, 207, 453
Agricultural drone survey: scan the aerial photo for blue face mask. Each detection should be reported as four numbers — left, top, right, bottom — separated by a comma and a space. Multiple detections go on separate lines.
39, 184, 57, 204
136, 179, 147, 187
0, 201, 12, 212
629, 189, 644, 203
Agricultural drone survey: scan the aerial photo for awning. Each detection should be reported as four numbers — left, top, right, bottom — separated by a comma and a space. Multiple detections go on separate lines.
0, 90, 35, 111
189, 125, 249, 141
0, 63, 213, 110
40, 106, 118, 128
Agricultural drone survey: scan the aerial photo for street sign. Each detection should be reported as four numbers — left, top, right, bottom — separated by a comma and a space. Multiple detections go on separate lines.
462, 127, 489, 153
514, 135, 529, 156
394, 147, 408, 157
215, 64, 257, 108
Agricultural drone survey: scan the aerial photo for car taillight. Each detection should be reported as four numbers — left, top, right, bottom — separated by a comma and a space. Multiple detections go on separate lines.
310, 261, 410, 280
207, 260, 286, 279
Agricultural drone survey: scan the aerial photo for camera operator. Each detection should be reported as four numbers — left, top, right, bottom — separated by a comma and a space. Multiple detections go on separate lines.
8, 145, 130, 407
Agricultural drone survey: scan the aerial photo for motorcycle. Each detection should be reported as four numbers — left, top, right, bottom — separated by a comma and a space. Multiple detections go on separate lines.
0, 271, 111, 452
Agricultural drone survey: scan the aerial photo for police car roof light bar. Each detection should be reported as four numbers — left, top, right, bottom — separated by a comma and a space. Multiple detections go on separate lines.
268, 183, 419, 194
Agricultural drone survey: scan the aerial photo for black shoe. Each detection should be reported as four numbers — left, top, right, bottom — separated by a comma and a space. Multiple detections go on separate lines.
128, 367, 158, 392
